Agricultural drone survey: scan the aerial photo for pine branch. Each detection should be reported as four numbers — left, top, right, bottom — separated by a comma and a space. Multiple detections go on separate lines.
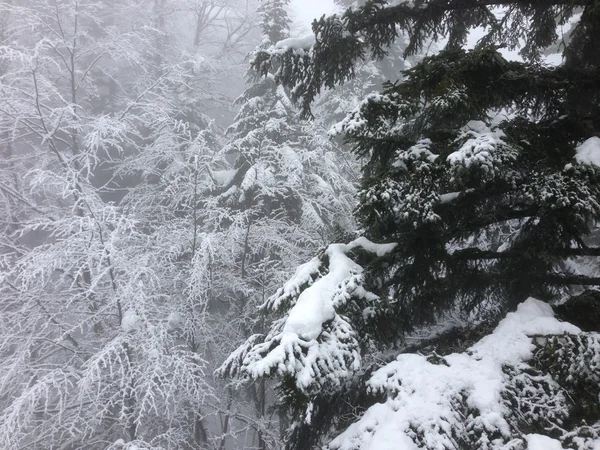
446, 207, 537, 237
452, 247, 600, 260
356, 0, 591, 26
539, 273, 600, 286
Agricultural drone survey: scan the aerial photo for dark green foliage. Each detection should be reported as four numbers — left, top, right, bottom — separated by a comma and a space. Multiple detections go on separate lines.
252, 0, 600, 337
348, 47, 600, 327
502, 364, 570, 439
254, 0, 597, 115
286, 327, 600, 449
279, 367, 385, 450
555, 290, 600, 332
405, 320, 497, 354
533, 333, 600, 442
225, 0, 600, 446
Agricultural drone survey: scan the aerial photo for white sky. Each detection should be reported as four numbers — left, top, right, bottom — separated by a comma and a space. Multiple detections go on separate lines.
290, 0, 336, 32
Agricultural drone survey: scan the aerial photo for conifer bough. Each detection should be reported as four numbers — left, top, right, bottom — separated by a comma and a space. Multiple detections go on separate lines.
222, 0, 600, 448
253, 0, 600, 327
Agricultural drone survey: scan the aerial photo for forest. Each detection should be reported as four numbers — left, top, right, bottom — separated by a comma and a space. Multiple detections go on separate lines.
1, 0, 599, 449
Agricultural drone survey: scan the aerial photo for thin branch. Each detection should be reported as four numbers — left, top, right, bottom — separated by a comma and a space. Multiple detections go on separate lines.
118, 69, 173, 121
0, 181, 55, 219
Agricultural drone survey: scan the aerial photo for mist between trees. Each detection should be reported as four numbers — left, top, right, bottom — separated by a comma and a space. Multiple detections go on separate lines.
1, 0, 599, 449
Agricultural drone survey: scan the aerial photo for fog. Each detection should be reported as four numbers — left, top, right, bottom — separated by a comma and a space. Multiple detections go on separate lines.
291, 0, 336, 28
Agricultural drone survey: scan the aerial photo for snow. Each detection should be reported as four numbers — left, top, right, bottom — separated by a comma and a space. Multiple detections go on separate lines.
240, 166, 257, 192
471, 299, 580, 362
365, 420, 419, 450
271, 257, 323, 310
166, 311, 181, 330
283, 238, 396, 340
85, 116, 130, 152
390, 0, 416, 6
229, 237, 397, 392
210, 169, 237, 186
275, 34, 316, 52
439, 191, 460, 203
447, 120, 508, 167
329, 298, 581, 450
526, 434, 564, 450
276, 84, 294, 110
281, 249, 345, 340
394, 139, 439, 168
349, 236, 397, 257
575, 136, 600, 167
121, 310, 139, 332
331, 92, 396, 136
497, 241, 510, 252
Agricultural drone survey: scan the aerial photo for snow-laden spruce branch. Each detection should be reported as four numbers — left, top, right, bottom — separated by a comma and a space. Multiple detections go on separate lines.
219, 237, 396, 397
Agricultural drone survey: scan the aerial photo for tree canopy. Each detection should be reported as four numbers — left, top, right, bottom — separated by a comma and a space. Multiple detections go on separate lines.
252, 0, 600, 331
222, 0, 600, 448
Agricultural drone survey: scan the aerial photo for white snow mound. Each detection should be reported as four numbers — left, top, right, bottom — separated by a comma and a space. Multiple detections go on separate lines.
575, 136, 600, 167
526, 434, 564, 450
329, 298, 581, 450
283, 237, 396, 340
275, 34, 316, 52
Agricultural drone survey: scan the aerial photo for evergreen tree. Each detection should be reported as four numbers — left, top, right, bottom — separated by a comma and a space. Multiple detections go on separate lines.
252, 0, 600, 348
258, 0, 291, 44
211, 0, 355, 341
223, 0, 600, 448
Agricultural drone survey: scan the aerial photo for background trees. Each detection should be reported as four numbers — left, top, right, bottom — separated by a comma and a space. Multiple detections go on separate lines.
207, 0, 358, 447
0, 0, 251, 448
0, 0, 226, 447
